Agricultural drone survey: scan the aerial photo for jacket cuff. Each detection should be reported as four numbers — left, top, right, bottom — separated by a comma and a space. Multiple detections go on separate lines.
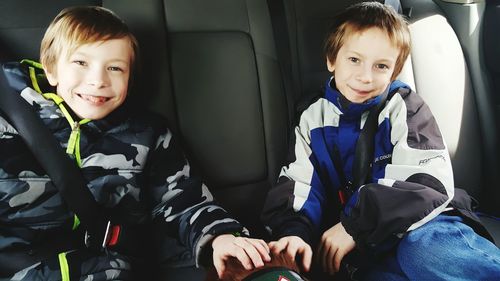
276, 220, 313, 246
195, 221, 247, 267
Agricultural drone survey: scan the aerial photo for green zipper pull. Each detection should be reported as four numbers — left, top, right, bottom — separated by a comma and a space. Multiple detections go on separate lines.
66, 121, 80, 155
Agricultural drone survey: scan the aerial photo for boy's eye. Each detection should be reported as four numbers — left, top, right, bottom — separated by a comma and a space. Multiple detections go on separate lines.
376, 64, 389, 70
348, 57, 360, 63
108, 66, 123, 72
73, 60, 87, 66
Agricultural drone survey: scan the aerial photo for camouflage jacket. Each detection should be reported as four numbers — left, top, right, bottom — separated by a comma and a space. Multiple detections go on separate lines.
0, 61, 245, 272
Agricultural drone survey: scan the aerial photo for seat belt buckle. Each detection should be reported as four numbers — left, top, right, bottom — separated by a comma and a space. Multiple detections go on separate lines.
338, 190, 347, 205
339, 181, 354, 206
103, 222, 122, 248
84, 221, 122, 250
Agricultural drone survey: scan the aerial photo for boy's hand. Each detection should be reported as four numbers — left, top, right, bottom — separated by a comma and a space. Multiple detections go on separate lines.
317, 222, 355, 275
268, 236, 312, 272
212, 234, 271, 279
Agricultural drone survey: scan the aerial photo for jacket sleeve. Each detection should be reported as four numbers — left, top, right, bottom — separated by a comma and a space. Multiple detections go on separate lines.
341, 89, 455, 253
146, 128, 247, 266
261, 99, 332, 245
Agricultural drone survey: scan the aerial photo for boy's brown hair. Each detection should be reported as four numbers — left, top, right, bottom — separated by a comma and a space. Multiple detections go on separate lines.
40, 6, 139, 76
324, 2, 411, 80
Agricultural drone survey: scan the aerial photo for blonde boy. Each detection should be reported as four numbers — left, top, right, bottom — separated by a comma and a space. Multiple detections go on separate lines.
0, 6, 269, 280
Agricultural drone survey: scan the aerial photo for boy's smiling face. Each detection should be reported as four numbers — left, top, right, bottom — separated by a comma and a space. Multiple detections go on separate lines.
328, 27, 400, 103
45, 38, 132, 120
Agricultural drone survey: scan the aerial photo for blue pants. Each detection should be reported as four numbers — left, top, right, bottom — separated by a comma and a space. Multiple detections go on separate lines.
365, 215, 500, 281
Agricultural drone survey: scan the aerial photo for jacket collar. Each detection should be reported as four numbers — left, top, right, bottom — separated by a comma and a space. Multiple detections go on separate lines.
324, 77, 410, 118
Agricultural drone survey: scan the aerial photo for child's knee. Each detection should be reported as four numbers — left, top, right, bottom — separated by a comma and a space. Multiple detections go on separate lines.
396, 218, 460, 268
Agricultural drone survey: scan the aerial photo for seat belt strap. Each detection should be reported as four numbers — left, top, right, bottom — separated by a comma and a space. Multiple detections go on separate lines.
267, 0, 297, 139
0, 65, 111, 252
384, 0, 412, 18
351, 87, 389, 191
384, 0, 402, 14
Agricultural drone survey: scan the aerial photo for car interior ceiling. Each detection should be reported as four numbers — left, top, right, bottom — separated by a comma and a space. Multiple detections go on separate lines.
0, 0, 498, 279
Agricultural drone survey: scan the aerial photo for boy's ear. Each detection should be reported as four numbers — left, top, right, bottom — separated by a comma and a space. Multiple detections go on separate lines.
43, 66, 58, 86
326, 58, 335, 73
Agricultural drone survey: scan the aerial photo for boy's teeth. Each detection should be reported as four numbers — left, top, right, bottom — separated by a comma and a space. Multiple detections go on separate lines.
81, 94, 108, 103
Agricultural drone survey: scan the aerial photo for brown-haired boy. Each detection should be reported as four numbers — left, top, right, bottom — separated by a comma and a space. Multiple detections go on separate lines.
262, 2, 499, 280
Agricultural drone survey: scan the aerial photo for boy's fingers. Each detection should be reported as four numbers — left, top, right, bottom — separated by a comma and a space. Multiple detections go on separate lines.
233, 238, 264, 269
255, 239, 268, 248
213, 256, 226, 279
249, 239, 271, 262
322, 244, 328, 274
285, 242, 300, 262
334, 252, 342, 273
334, 248, 346, 272
234, 246, 254, 270
299, 245, 312, 272
257, 239, 271, 254
329, 246, 340, 275
316, 241, 325, 265
242, 240, 266, 267
268, 241, 277, 253
325, 245, 336, 274
271, 238, 289, 255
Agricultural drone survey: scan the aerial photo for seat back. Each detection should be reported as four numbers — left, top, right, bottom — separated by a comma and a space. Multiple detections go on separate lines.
281, 0, 365, 101
115, 0, 292, 270
157, 0, 290, 235
399, 0, 484, 197
0, 0, 100, 62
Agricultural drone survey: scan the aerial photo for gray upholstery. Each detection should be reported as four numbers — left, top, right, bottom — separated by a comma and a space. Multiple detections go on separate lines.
283, 0, 365, 100
400, 0, 483, 198
0, 0, 100, 61
114, 0, 292, 273
160, 0, 290, 235
106, 0, 179, 132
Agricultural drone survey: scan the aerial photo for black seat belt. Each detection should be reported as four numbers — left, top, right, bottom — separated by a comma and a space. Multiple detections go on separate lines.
384, 0, 402, 14
351, 89, 389, 190
0, 67, 121, 255
336, 88, 391, 281
267, 0, 297, 141
330, 87, 390, 205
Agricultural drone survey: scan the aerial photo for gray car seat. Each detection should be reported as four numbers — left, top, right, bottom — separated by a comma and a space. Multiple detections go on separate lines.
111, 0, 292, 278
113, 0, 292, 237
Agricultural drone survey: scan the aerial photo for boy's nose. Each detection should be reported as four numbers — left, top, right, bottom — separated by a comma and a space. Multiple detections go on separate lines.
86, 69, 108, 88
357, 66, 373, 83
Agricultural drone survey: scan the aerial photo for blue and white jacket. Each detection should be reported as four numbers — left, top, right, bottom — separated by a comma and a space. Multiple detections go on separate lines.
262, 78, 485, 251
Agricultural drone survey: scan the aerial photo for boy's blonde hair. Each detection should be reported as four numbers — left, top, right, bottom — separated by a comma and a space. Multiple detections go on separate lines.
324, 2, 411, 80
40, 6, 139, 75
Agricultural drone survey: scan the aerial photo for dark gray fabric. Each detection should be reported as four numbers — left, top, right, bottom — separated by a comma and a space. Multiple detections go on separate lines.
282, 0, 368, 101
401, 90, 445, 150
161, 0, 290, 238
0, 0, 101, 61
